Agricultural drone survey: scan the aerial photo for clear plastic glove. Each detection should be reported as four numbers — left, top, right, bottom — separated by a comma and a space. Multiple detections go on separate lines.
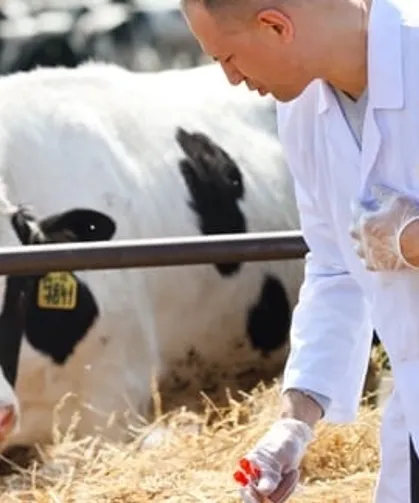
234, 418, 313, 503
350, 185, 419, 271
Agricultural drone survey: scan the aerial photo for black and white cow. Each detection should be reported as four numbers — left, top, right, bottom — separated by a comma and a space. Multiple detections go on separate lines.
0, 61, 378, 453
0, 0, 207, 75
129, 0, 208, 70
0, 11, 84, 74
71, 3, 138, 70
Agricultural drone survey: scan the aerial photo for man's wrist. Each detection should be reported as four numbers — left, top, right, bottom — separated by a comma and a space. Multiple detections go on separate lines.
279, 389, 323, 428
398, 217, 419, 268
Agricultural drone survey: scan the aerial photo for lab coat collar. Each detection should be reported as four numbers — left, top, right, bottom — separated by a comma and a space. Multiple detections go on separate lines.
317, 0, 403, 115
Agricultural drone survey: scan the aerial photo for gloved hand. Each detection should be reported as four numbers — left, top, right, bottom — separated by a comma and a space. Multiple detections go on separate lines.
350, 185, 419, 271
234, 418, 313, 503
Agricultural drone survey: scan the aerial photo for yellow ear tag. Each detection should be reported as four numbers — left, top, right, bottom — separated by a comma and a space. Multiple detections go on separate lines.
37, 272, 78, 310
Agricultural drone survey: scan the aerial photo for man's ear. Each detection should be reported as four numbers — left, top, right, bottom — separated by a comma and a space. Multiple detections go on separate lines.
256, 8, 295, 42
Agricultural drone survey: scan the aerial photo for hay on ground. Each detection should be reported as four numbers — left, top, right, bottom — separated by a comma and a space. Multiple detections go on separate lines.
0, 379, 382, 502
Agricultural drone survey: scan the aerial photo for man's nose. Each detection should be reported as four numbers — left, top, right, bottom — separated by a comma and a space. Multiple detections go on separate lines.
220, 62, 244, 86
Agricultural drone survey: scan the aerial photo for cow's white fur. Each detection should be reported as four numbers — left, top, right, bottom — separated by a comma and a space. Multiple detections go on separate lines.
0, 61, 304, 450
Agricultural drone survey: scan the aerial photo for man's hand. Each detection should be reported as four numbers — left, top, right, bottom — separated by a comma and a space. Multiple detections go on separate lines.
234, 390, 321, 503
350, 185, 419, 271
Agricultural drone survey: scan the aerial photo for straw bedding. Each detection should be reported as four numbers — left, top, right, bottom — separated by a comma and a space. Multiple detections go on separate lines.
0, 348, 388, 502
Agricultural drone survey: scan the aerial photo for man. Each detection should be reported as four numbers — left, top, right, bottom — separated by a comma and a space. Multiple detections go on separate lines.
181, 0, 419, 502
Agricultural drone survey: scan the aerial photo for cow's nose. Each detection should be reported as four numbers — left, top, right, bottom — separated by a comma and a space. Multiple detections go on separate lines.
0, 404, 18, 441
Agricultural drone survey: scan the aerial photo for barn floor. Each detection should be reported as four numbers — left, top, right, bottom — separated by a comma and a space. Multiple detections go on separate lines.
0, 371, 392, 502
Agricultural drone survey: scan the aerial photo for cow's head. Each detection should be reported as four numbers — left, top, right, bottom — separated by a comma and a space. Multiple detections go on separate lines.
0, 205, 116, 391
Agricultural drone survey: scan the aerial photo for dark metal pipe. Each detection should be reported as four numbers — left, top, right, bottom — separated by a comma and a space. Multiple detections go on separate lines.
0, 231, 308, 276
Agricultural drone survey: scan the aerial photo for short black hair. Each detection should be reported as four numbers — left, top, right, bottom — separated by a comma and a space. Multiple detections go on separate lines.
201, 0, 234, 6
181, 0, 250, 11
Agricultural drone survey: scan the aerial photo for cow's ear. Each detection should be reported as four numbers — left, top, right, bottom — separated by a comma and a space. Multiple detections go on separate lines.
40, 209, 116, 242
10, 207, 116, 245
23, 271, 99, 365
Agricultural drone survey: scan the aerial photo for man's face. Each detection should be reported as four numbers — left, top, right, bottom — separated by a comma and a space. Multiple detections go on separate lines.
182, 2, 313, 102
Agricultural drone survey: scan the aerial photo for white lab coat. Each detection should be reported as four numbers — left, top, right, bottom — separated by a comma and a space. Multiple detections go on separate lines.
276, 0, 419, 500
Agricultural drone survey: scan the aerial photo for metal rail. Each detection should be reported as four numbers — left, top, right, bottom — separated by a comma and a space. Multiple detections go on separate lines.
0, 231, 308, 276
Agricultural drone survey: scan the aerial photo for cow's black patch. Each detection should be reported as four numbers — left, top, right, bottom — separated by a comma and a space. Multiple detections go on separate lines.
0, 276, 26, 386
0, 206, 116, 375
176, 127, 246, 277
246, 275, 291, 354
22, 271, 99, 364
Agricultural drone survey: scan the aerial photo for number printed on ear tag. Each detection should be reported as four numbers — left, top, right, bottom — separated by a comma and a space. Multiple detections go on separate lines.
37, 272, 78, 310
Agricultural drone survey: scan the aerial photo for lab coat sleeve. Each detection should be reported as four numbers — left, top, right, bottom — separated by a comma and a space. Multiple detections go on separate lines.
282, 177, 373, 424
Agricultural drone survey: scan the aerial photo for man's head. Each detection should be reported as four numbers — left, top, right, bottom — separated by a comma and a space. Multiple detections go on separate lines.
181, 0, 370, 102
